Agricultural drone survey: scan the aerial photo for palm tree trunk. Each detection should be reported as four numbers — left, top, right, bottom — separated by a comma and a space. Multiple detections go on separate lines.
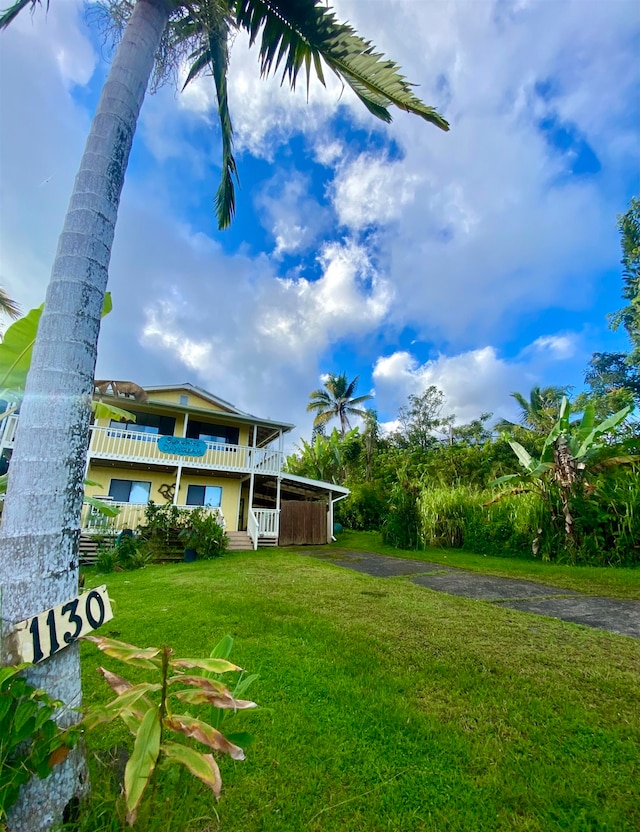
0, 2, 168, 829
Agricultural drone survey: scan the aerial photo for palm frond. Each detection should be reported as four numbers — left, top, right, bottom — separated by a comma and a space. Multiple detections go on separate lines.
0, 0, 44, 30
236, 0, 449, 130
0, 288, 21, 320
175, 3, 239, 228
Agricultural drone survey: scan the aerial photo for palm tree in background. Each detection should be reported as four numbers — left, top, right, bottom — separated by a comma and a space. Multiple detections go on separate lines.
0, 287, 21, 322
307, 373, 373, 436
0, 2, 448, 828
496, 385, 568, 434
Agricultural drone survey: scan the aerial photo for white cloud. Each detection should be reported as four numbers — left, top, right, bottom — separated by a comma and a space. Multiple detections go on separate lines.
529, 334, 577, 360
254, 171, 330, 257
331, 154, 421, 231
372, 335, 585, 426
1, 0, 637, 446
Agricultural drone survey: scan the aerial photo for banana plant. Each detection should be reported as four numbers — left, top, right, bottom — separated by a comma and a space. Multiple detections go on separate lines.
0, 293, 131, 425
491, 397, 634, 547
82, 636, 257, 825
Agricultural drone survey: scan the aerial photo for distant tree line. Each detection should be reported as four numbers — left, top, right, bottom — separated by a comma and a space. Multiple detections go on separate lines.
286, 198, 640, 565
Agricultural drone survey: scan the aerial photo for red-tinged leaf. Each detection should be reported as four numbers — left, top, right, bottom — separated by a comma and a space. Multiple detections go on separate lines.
98, 667, 133, 695
162, 742, 222, 798
164, 715, 245, 760
49, 744, 70, 767
106, 683, 161, 713
170, 657, 241, 674
84, 636, 161, 669
168, 675, 230, 695
174, 687, 257, 710
125, 707, 161, 825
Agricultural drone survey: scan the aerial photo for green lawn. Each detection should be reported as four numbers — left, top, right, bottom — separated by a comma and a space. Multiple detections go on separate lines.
78, 550, 640, 832
327, 530, 640, 600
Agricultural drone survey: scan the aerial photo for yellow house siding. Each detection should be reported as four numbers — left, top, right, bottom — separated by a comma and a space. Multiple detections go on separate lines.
177, 475, 241, 532
85, 466, 177, 506
85, 465, 241, 532
148, 390, 231, 413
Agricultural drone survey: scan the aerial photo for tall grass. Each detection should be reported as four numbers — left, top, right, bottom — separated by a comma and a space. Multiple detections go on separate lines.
418, 486, 549, 558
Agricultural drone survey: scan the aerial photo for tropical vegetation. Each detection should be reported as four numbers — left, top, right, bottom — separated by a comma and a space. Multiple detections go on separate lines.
306, 373, 373, 436
287, 198, 640, 566
0, 2, 448, 826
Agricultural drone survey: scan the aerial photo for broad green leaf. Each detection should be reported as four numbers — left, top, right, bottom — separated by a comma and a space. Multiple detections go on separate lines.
576, 403, 596, 443
209, 634, 234, 661
170, 657, 241, 674
125, 707, 161, 825
92, 400, 137, 422
84, 495, 121, 517
0, 305, 43, 391
0, 663, 31, 688
489, 474, 520, 488
232, 673, 259, 699
508, 441, 536, 473
162, 741, 221, 798
0, 293, 112, 393
164, 714, 245, 759
574, 405, 633, 459
104, 683, 161, 716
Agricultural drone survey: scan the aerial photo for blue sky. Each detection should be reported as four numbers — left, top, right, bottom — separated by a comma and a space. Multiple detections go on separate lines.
1, 0, 638, 447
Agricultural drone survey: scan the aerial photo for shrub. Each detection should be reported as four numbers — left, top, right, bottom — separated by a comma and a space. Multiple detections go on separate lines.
335, 482, 386, 530
382, 480, 421, 549
180, 508, 228, 559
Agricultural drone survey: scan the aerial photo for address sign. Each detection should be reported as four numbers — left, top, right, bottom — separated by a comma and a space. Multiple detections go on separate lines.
158, 435, 207, 457
11, 585, 113, 664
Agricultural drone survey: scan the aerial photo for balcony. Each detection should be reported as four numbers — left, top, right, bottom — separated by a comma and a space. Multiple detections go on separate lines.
87, 425, 282, 474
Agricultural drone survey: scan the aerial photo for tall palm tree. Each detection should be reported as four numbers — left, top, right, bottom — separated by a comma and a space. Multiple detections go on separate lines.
497, 385, 568, 434
307, 373, 372, 436
0, 2, 448, 827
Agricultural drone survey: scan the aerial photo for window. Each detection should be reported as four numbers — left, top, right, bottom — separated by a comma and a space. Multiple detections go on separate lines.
179, 394, 189, 405
186, 420, 239, 446
186, 485, 222, 507
108, 479, 151, 504
109, 412, 176, 439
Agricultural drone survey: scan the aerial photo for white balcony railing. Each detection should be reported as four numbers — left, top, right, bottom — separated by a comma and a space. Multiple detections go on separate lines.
87, 426, 282, 475
81, 501, 225, 534
255, 509, 279, 538
0, 413, 19, 451
0, 419, 283, 476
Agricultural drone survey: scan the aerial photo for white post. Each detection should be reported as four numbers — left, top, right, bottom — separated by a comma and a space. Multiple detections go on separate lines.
248, 424, 257, 522
173, 463, 182, 505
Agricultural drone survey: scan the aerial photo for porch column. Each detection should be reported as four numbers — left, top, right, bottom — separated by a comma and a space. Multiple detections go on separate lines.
182, 412, 190, 438
248, 424, 257, 515
173, 463, 183, 505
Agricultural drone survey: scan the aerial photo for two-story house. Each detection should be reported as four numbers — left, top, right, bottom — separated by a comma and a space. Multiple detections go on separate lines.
0, 383, 349, 549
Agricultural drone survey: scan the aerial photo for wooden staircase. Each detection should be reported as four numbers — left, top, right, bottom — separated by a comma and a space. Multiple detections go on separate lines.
79, 534, 100, 565
226, 531, 254, 551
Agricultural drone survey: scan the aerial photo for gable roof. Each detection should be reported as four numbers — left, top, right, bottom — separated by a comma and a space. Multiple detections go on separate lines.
143, 383, 248, 416
140, 383, 295, 438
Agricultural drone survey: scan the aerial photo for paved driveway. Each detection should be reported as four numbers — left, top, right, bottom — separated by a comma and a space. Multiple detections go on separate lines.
301, 549, 640, 639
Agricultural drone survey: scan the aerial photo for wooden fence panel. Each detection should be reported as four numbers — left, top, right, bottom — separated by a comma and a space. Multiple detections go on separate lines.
279, 500, 327, 545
